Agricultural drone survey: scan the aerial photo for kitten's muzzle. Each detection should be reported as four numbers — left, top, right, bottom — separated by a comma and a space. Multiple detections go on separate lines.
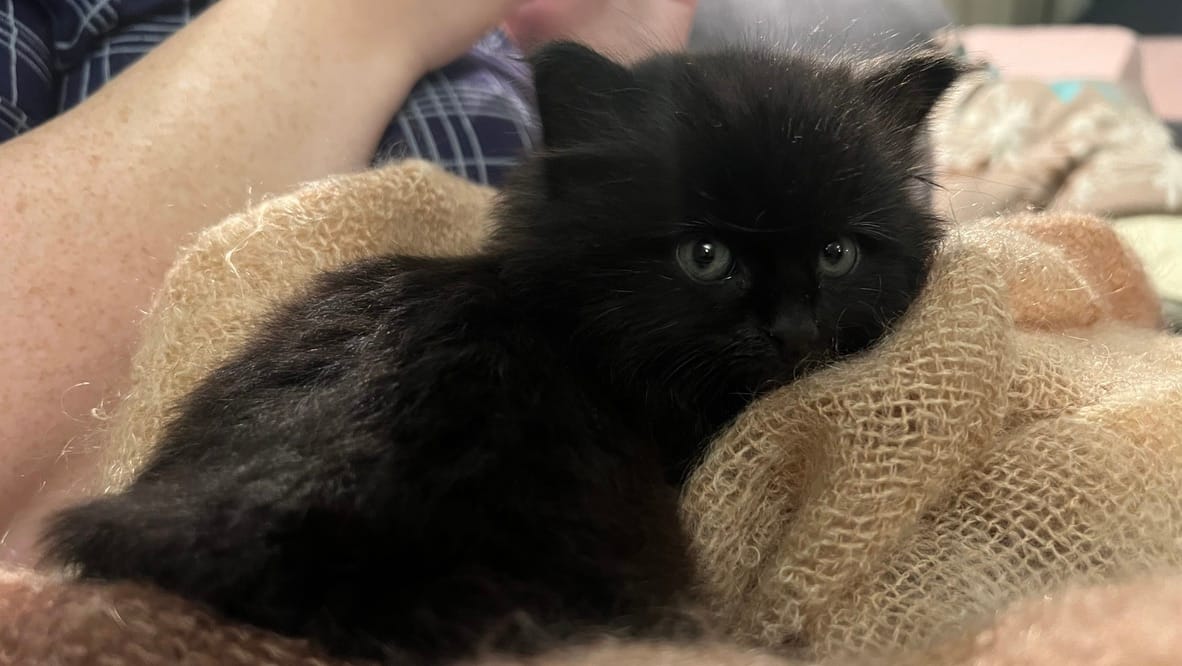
766, 317, 819, 361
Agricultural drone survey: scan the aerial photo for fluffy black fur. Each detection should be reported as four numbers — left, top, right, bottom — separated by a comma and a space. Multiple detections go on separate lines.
46, 43, 963, 663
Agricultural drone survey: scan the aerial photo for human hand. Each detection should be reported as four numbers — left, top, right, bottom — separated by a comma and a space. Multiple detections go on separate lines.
504, 0, 699, 62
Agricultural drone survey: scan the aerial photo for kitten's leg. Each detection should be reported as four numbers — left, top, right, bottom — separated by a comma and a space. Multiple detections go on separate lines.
47, 448, 705, 663
44, 453, 409, 659
48, 482, 294, 618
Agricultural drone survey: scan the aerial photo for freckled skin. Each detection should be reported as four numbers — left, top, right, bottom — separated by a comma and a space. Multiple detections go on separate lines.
0, 0, 523, 565
47, 43, 962, 663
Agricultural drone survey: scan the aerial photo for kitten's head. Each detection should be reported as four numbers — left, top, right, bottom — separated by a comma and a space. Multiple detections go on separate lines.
493, 42, 964, 434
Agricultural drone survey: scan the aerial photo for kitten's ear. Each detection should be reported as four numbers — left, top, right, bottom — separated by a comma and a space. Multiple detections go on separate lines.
858, 49, 972, 140
531, 41, 639, 150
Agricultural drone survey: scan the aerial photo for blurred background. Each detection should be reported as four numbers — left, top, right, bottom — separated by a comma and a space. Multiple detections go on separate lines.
945, 0, 1181, 140
694, 0, 1181, 140
948, 0, 1181, 328
947, 0, 1181, 328
943, 0, 1180, 32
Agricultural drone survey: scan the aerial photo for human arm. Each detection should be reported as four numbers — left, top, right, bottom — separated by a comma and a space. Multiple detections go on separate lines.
0, 0, 523, 562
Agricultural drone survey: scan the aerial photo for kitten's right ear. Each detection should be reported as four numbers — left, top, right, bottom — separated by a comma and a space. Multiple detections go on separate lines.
858, 48, 974, 141
530, 42, 639, 150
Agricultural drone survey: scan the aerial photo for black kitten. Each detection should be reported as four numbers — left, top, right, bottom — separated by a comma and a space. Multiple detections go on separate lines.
46, 43, 961, 663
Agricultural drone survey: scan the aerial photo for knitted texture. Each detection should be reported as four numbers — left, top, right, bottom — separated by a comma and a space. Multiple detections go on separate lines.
682, 212, 1181, 658
25, 160, 1178, 664
100, 162, 493, 491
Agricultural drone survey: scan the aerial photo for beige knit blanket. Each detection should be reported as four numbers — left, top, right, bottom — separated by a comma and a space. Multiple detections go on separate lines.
5, 161, 1182, 665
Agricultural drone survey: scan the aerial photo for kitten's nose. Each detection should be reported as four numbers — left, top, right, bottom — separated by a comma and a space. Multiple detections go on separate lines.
767, 314, 818, 359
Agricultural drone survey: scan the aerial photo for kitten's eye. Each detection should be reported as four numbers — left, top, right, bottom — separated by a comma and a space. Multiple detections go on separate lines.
676, 237, 735, 282
818, 236, 860, 278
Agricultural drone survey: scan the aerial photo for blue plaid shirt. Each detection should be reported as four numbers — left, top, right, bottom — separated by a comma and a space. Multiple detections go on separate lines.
1, 0, 536, 186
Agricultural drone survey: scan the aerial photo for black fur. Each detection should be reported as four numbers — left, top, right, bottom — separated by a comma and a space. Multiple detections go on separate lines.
45, 43, 963, 664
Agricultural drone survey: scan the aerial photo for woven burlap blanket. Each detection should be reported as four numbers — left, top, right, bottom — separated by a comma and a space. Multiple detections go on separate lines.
4, 161, 1182, 665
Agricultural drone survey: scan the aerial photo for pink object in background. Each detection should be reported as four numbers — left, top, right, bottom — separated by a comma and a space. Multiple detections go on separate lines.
958, 25, 1142, 86
957, 25, 1182, 124
1140, 37, 1182, 122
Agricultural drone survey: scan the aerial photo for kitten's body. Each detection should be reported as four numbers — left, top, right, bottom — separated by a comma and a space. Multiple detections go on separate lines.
48, 44, 963, 663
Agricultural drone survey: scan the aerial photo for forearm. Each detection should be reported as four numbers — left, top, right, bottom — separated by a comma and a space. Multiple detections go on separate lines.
0, 0, 426, 540
4, 0, 423, 240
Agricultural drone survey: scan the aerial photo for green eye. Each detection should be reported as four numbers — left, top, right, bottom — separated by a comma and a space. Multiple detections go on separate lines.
677, 237, 735, 282
818, 236, 859, 277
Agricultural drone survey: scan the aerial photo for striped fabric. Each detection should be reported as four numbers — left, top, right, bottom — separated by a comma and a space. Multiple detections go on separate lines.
0, 0, 536, 185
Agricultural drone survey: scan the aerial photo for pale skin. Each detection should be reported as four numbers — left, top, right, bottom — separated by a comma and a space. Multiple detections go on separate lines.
0, 0, 696, 564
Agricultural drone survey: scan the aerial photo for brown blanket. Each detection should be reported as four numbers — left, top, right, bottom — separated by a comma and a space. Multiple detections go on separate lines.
6, 161, 1182, 665
5, 567, 1182, 665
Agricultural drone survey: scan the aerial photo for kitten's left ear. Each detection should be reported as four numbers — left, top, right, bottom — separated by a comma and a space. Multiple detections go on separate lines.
858, 49, 973, 140
530, 41, 641, 150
